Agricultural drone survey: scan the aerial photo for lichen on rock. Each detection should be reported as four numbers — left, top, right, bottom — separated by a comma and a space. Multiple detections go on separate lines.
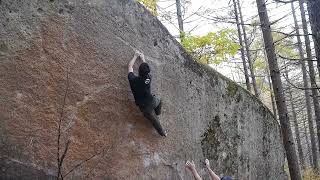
226, 81, 238, 97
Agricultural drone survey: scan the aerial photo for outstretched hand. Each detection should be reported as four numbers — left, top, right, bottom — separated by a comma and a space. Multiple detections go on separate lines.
185, 160, 196, 170
186, 160, 203, 180
205, 159, 210, 168
205, 159, 220, 180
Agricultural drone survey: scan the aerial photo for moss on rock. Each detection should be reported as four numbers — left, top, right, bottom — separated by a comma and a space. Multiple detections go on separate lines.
201, 115, 221, 161
227, 81, 238, 97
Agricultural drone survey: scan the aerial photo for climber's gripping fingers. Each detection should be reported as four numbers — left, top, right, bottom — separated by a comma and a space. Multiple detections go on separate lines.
139, 52, 146, 62
135, 50, 142, 57
128, 51, 140, 73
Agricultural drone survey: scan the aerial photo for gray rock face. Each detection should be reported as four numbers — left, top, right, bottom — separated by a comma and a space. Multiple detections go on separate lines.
0, 0, 286, 179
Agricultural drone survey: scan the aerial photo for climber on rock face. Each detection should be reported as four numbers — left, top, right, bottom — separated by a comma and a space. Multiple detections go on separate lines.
128, 51, 167, 137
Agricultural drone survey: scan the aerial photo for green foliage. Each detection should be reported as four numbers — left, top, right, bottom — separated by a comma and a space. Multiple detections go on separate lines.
286, 167, 320, 180
181, 29, 240, 64
256, 77, 270, 93
227, 81, 238, 97
137, 0, 158, 16
303, 168, 320, 180
273, 32, 299, 59
248, 29, 299, 94
253, 57, 266, 70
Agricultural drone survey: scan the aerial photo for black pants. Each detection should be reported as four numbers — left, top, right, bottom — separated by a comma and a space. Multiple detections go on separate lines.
139, 96, 165, 136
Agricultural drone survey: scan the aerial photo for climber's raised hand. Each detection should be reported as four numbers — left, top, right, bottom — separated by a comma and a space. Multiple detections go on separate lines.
128, 51, 140, 72
185, 160, 203, 180
205, 159, 210, 168
134, 50, 141, 57
139, 52, 146, 62
204, 159, 221, 180
185, 160, 196, 170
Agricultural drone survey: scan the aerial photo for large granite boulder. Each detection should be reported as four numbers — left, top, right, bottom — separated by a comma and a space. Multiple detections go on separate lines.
0, 0, 286, 179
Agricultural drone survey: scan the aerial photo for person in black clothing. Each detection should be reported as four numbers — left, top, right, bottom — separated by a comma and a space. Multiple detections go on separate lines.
128, 51, 167, 137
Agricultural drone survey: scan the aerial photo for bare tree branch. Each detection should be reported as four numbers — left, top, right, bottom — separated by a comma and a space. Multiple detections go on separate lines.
272, 30, 314, 37
57, 70, 70, 180
273, 29, 296, 44
282, 73, 320, 90
63, 153, 98, 178
59, 140, 70, 170
278, 54, 318, 61
273, 0, 297, 3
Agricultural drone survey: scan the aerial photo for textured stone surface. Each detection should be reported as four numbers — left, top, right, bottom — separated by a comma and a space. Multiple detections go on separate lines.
0, 0, 286, 179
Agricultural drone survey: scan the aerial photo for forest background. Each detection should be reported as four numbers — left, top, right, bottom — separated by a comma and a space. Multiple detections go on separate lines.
138, 0, 320, 179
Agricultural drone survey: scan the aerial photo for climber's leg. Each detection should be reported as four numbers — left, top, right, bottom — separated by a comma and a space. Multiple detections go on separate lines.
140, 107, 166, 136
153, 96, 162, 116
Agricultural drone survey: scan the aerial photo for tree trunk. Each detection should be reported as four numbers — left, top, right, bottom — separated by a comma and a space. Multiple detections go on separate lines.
266, 65, 277, 117
306, 0, 320, 76
291, 1, 318, 171
299, 1, 320, 170
285, 69, 305, 169
263, 50, 278, 117
237, 0, 259, 97
175, 0, 184, 41
255, 0, 302, 179
232, 0, 251, 92
303, 117, 313, 167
